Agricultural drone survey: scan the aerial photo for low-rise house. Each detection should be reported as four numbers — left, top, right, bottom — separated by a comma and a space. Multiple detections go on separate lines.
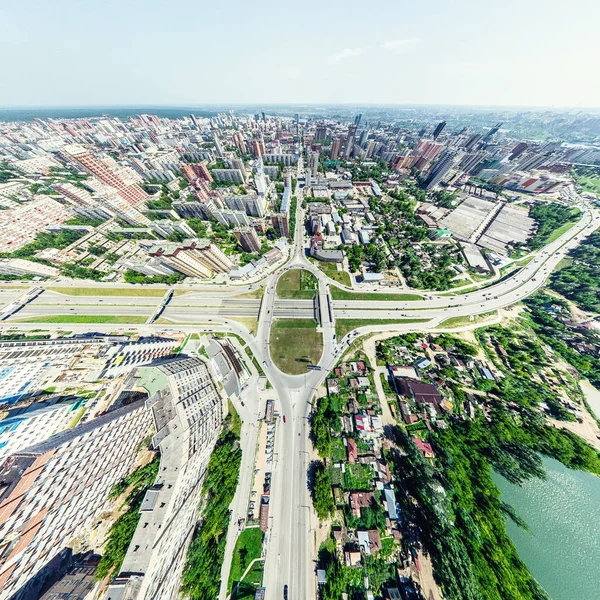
347, 438, 358, 463
395, 378, 442, 407
350, 491, 375, 517
413, 436, 435, 459
384, 488, 399, 521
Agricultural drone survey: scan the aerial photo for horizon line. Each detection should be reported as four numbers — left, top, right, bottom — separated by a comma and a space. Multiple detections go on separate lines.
1, 102, 599, 111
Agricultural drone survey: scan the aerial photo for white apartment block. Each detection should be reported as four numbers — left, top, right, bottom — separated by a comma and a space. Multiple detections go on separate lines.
0, 339, 96, 405
106, 357, 224, 600
262, 153, 298, 166
211, 168, 245, 184
0, 197, 73, 253
223, 193, 266, 217
0, 400, 80, 464
0, 400, 153, 600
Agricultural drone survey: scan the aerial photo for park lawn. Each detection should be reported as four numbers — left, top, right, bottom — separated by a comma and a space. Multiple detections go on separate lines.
276, 269, 317, 299
270, 318, 323, 374
438, 311, 497, 329
47, 286, 167, 297
16, 315, 148, 324
316, 262, 352, 286
335, 318, 429, 339
231, 559, 264, 600
329, 286, 422, 301
228, 528, 264, 594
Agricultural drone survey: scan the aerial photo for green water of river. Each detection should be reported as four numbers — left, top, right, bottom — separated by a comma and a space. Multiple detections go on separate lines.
493, 456, 600, 600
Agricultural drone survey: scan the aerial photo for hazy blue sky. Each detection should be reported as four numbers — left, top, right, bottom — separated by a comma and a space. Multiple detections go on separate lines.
1, 0, 598, 107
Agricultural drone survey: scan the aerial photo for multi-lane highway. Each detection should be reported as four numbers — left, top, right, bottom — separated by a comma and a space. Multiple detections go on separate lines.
0, 164, 598, 600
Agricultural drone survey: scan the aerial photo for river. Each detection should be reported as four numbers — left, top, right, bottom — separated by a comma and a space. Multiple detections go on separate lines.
494, 456, 600, 600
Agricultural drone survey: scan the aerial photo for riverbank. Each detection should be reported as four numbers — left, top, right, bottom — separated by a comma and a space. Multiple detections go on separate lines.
495, 456, 600, 600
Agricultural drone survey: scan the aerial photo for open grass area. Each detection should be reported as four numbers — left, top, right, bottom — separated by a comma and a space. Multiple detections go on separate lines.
226, 317, 258, 335
276, 269, 318, 299
231, 559, 264, 600
16, 315, 148, 324
228, 528, 264, 594
316, 262, 352, 286
576, 174, 600, 196
233, 287, 265, 300
270, 318, 323, 374
46, 286, 167, 297
335, 318, 429, 339
329, 286, 422, 301
544, 220, 577, 245
438, 311, 498, 329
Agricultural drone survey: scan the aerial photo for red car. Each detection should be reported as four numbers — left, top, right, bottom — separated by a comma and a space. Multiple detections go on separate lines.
283, 415, 287, 423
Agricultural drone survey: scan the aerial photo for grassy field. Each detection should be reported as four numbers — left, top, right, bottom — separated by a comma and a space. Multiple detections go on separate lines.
231, 559, 264, 600
316, 262, 352, 286
544, 220, 577, 245
270, 318, 323, 374
47, 286, 167, 297
16, 315, 148, 324
438, 311, 498, 329
226, 317, 258, 334
576, 174, 600, 196
228, 528, 264, 595
330, 286, 422, 301
335, 318, 429, 339
276, 269, 318, 299
233, 287, 265, 300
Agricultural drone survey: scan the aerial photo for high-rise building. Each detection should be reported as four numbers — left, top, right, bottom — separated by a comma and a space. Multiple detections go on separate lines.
62, 145, 149, 207
250, 140, 263, 158
464, 133, 482, 151
315, 122, 327, 141
181, 162, 213, 183
213, 134, 224, 158
0, 400, 153, 599
432, 121, 447, 140
509, 142, 529, 161
330, 136, 343, 161
365, 140, 378, 159
190, 114, 200, 130
211, 169, 245, 184
233, 132, 246, 153
308, 151, 319, 177
425, 150, 459, 190
343, 125, 357, 158
354, 114, 362, 126
106, 358, 224, 600
0, 400, 80, 464
224, 194, 266, 218
234, 227, 261, 253
148, 239, 233, 278
483, 122, 503, 142
271, 213, 289, 238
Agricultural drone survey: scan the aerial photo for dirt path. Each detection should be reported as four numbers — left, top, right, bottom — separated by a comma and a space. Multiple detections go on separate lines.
413, 550, 443, 600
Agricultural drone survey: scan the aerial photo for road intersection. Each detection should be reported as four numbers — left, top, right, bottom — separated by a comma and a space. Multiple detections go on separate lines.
0, 174, 598, 599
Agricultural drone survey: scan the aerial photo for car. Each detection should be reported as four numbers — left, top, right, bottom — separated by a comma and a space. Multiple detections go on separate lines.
283, 584, 288, 599
283, 415, 287, 423
251, 491, 257, 498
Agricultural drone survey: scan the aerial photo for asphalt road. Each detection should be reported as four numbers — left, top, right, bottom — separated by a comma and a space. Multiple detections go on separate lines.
1, 165, 598, 600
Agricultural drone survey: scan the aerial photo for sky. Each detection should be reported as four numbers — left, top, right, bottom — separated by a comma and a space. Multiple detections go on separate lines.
1, 0, 599, 108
